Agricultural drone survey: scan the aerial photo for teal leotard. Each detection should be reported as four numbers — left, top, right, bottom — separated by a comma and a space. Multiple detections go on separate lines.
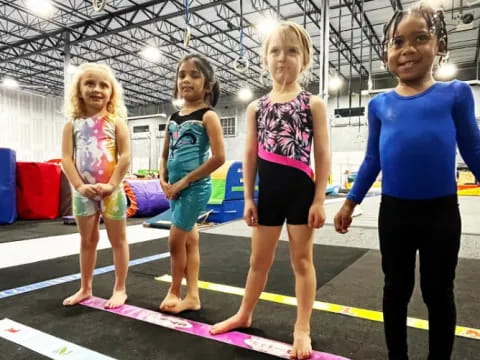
167, 108, 212, 231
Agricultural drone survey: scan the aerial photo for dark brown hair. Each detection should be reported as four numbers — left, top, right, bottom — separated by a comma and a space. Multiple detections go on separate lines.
173, 53, 220, 107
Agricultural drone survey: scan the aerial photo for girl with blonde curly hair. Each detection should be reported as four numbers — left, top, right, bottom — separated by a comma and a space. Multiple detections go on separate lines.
61, 62, 131, 308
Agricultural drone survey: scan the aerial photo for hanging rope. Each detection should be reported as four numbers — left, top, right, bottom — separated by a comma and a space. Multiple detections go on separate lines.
358, 0, 364, 130
303, 0, 307, 27
337, 3, 342, 108
234, 0, 249, 73
184, 0, 192, 47
92, 0, 107, 12
239, 0, 244, 56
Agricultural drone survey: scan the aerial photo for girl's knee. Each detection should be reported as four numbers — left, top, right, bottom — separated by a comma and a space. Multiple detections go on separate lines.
291, 256, 313, 276
81, 235, 99, 248
169, 237, 187, 255
383, 279, 415, 304
186, 233, 199, 248
169, 242, 183, 255
421, 284, 455, 306
110, 237, 127, 250
250, 254, 274, 273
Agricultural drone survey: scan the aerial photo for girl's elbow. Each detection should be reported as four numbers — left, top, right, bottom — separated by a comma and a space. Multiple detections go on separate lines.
61, 157, 71, 168
117, 154, 131, 170
215, 154, 225, 167
121, 151, 131, 161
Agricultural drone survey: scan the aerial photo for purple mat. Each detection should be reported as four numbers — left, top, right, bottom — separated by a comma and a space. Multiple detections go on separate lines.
81, 297, 350, 360
125, 179, 169, 217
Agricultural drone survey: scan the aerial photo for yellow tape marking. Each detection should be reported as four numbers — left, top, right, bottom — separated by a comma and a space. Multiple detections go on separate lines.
155, 274, 480, 340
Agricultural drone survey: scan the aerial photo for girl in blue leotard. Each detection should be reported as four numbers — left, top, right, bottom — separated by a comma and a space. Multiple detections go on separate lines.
334, 5, 480, 360
158, 54, 225, 314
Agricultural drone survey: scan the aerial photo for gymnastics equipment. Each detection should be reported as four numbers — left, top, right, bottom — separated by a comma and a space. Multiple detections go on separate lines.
457, 185, 480, 196
326, 184, 341, 195
143, 208, 212, 229
183, 0, 191, 47
233, 0, 249, 73
59, 171, 73, 217
45, 160, 72, 217
63, 216, 76, 225
206, 161, 258, 223
92, 0, 107, 11
457, 167, 479, 195
124, 179, 169, 217
0, 148, 17, 224
16, 162, 61, 219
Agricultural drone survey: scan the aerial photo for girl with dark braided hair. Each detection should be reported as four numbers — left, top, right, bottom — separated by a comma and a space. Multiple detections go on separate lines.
334, 4, 480, 360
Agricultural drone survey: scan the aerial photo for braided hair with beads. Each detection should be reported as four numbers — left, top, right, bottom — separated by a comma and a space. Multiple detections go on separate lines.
381, 4, 448, 65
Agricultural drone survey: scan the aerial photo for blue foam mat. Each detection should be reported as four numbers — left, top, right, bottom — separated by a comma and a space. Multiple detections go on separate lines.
0, 148, 17, 224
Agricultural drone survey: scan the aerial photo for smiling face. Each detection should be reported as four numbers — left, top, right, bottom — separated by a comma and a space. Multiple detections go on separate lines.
175, 58, 210, 104
78, 69, 113, 115
385, 14, 440, 84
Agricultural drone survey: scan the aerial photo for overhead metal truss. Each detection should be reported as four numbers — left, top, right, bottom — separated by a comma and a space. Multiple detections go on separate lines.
0, 0, 478, 107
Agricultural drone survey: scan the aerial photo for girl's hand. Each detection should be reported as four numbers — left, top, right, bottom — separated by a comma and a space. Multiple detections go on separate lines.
167, 178, 189, 200
160, 178, 170, 195
308, 202, 326, 228
333, 202, 355, 234
77, 184, 99, 199
243, 199, 258, 227
95, 183, 115, 198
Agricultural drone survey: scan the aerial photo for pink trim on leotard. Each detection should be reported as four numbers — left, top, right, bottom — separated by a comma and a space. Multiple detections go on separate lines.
258, 144, 314, 179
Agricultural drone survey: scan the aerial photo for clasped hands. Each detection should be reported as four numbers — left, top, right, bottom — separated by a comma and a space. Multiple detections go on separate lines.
77, 183, 115, 200
160, 178, 189, 200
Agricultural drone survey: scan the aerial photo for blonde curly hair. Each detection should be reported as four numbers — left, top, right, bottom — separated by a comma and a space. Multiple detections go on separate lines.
64, 63, 127, 120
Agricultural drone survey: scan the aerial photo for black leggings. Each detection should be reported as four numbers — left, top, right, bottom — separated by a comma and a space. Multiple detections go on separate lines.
379, 194, 461, 360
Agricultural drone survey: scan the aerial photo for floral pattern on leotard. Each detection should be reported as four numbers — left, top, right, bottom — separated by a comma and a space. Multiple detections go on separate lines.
256, 90, 313, 166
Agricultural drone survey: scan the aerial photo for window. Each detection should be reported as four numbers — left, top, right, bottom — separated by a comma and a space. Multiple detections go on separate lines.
133, 125, 149, 133
220, 116, 236, 137
157, 123, 167, 138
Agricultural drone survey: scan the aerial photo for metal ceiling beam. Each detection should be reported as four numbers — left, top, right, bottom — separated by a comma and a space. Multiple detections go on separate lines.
0, 3, 179, 99
0, 0, 170, 48
0, 0, 258, 100
211, 0, 321, 80
0, 59, 163, 103
389, 0, 403, 11
130, 1, 267, 91
246, 0, 325, 80
0, 0, 325, 104
0, 61, 157, 105
341, 0, 382, 60
5, 33, 174, 100
294, 0, 369, 77
0, 0, 236, 64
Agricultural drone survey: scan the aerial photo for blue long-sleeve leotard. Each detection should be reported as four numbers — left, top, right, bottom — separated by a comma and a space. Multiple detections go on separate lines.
348, 80, 480, 203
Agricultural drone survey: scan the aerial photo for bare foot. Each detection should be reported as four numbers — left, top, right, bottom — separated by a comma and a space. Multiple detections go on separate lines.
159, 291, 181, 311
166, 296, 201, 314
290, 329, 312, 360
105, 290, 127, 309
62, 289, 92, 306
209, 313, 252, 335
